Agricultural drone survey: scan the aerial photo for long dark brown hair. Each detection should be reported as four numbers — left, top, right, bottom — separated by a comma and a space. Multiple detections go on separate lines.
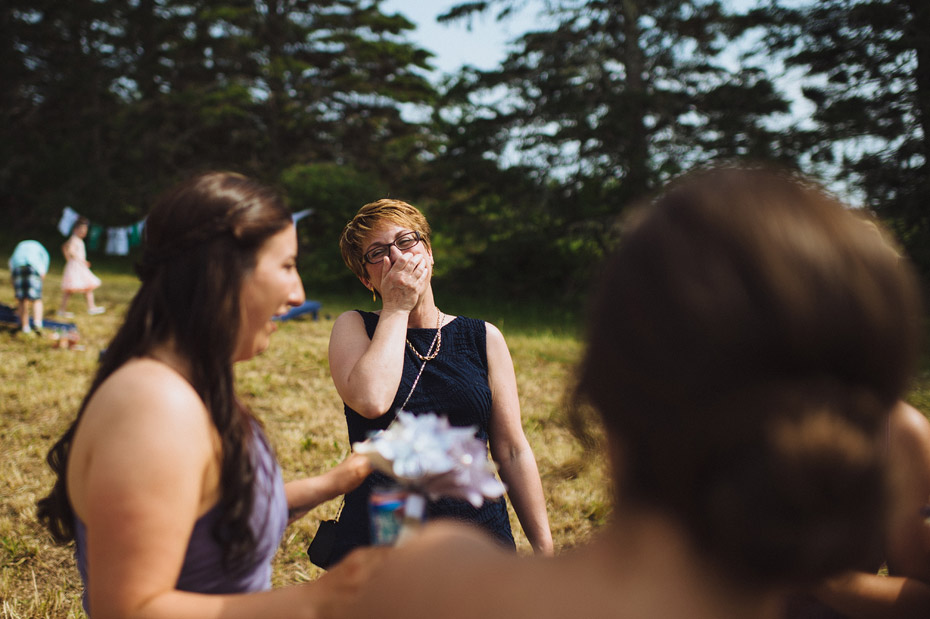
37, 172, 292, 572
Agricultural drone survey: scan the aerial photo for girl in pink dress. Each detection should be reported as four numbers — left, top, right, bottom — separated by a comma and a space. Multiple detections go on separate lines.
58, 218, 105, 316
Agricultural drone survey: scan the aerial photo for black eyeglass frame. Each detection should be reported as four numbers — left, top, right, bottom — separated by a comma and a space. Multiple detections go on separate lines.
363, 230, 422, 265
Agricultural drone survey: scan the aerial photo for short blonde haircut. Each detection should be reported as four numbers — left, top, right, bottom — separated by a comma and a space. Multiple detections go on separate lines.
339, 199, 432, 282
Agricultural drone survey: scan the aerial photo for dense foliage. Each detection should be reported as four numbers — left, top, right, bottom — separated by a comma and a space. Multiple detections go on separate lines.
1, 1, 435, 235
431, 0, 798, 295
3, 0, 929, 294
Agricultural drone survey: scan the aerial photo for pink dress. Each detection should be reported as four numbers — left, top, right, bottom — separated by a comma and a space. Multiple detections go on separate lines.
61, 236, 102, 293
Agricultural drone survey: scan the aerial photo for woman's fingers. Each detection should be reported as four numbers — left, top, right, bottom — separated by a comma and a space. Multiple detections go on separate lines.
388, 254, 424, 288
377, 250, 431, 311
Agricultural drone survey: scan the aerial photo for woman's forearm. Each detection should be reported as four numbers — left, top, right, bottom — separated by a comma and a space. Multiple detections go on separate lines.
331, 310, 410, 418
95, 551, 389, 619
286, 454, 372, 521
497, 446, 553, 555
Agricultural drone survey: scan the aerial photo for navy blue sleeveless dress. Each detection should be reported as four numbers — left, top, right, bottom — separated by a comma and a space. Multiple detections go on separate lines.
330, 311, 515, 564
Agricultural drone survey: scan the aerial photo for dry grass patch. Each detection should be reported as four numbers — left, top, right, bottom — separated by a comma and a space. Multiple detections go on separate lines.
0, 267, 606, 616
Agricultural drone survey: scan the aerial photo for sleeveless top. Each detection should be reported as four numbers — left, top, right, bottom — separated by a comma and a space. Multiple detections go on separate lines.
330, 311, 515, 565
74, 420, 288, 615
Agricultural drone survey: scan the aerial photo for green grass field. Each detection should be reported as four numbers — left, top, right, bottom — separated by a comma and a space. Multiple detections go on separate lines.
0, 264, 608, 617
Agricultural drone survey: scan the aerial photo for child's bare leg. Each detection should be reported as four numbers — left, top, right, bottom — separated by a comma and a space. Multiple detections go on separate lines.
33, 299, 44, 329
59, 292, 71, 314
32, 299, 45, 329
86, 291, 104, 314
17, 299, 29, 331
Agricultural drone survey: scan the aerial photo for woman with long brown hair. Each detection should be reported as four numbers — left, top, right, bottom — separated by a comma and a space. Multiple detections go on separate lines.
38, 172, 375, 618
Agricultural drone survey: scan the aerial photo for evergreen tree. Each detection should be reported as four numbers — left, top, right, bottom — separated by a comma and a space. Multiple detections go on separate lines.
1, 0, 131, 222
753, 0, 930, 272
0, 0, 438, 224
425, 0, 796, 296
440, 0, 795, 203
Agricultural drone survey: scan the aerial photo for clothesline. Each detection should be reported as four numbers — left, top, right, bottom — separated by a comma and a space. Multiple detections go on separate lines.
56, 206, 314, 256
57, 206, 143, 256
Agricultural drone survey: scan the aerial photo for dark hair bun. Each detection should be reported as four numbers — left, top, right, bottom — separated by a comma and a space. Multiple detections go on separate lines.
689, 381, 887, 584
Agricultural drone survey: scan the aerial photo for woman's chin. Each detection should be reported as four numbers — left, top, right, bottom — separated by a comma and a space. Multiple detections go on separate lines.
233, 322, 278, 362
232, 340, 270, 363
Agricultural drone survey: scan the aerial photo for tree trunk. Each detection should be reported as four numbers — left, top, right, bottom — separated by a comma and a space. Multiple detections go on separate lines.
622, 0, 651, 198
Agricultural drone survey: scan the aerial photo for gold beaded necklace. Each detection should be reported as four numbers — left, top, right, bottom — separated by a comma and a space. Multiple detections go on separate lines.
406, 309, 443, 361
401, 309, 444, 410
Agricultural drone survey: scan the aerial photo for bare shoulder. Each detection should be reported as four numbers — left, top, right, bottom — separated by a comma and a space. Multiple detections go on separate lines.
484, 320, 505, 342
68, 357, 217, 520
330, 310, 367, 338
101, 356, 199, 393
75, 357, 213, 459
885, 403, 930, 580
890, 402, 930, 459
89, 358, 205, 423
483, 321, 512, 356
333, 309, 364, 324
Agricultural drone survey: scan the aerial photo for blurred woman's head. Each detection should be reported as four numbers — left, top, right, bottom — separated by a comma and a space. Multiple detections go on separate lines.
577, 166, 922, 586
339, 198, 432, 283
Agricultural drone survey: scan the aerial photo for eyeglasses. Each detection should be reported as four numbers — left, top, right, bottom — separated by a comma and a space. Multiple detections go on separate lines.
364, 231, 422, 265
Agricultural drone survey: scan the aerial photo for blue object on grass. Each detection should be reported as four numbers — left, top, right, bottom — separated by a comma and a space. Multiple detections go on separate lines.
274, 300, 321, 321
0, 302, 78, 332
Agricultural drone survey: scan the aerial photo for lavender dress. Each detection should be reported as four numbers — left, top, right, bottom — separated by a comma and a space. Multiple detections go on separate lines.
74, 422, 287, 615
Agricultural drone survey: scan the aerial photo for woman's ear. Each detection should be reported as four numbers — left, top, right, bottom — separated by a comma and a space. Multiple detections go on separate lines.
359, 276, 378, 302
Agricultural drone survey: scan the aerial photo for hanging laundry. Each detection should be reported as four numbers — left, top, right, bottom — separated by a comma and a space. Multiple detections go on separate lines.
55, 205, 147, 253
58, 207, 80, 236
105, 227, 130, 256
128, 220, 145, 248
87, 224, 105, 252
